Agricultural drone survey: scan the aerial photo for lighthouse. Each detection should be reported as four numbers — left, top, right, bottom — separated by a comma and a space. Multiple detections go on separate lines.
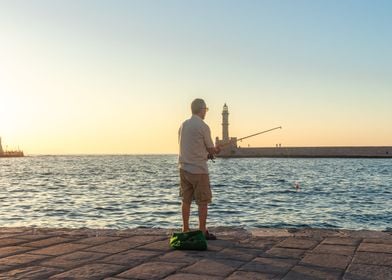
215, 104, 237, 149
222, 103, 229, 143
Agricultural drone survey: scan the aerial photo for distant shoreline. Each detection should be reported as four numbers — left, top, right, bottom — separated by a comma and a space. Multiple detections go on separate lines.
5, 147, 392, 157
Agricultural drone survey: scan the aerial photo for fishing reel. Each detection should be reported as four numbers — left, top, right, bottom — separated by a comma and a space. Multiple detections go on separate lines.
207, 153, 215, 162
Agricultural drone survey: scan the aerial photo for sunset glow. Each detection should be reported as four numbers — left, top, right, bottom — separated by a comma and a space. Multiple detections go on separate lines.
1, 1, 391, 154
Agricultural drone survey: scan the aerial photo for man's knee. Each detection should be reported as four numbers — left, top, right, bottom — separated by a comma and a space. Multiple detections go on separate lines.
182, 201, 191, 207
197, 201, 208, 205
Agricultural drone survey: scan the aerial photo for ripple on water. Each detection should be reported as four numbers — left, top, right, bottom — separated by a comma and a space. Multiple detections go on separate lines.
0, 156, 391, 230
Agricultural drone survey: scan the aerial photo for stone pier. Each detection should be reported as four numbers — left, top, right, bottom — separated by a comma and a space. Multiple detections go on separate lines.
0, 227, 391, 279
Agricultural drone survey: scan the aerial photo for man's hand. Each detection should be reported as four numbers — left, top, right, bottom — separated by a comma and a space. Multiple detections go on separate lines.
207, 153, 215, 161
207, 146, 221, 155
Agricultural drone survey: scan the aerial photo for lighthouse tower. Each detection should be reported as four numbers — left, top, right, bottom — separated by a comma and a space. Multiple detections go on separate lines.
222, 103, 229, 143
215, 104, 237, 150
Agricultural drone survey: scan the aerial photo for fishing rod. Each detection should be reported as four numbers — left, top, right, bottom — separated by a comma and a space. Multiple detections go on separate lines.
235, 126, 282, 143
208, 126, 282, 161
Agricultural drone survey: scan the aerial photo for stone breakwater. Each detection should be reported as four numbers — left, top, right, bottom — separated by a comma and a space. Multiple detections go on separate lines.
218, 146, 392, 158
0, 227, 391, 279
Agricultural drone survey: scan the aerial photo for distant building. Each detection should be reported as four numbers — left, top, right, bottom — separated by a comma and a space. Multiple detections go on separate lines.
0, 137, 3, 155
0, 137, 24, 157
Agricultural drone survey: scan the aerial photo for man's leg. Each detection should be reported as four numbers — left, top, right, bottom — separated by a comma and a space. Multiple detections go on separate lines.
198, 203, 208, 233
180, 169, 193, 233
182, 201, 191, 232
195, 174, 212, 234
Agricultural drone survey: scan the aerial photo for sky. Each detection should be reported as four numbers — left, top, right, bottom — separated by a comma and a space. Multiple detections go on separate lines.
1, 0, 391, 154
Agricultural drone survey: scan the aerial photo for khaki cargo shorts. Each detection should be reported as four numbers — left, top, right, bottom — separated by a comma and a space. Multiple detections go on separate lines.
179, 169, 212, 205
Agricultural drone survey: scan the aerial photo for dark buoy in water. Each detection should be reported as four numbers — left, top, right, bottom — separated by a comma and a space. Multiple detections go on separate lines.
294, 182, 300, 191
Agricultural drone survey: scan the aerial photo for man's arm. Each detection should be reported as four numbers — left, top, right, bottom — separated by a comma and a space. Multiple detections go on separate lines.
203, 125, 221, 155
207, 146, 221, 155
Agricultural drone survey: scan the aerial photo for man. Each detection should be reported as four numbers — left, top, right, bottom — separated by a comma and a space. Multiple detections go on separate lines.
178, 98, 220, 240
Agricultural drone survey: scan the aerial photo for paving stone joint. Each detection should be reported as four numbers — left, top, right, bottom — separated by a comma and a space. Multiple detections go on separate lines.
0, 227, 391, 279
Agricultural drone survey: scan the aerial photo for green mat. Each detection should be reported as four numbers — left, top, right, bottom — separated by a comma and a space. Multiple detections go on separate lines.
169, 230, 207, 251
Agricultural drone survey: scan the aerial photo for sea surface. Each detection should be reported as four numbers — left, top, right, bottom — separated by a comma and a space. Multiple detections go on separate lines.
0, 155, 391, 231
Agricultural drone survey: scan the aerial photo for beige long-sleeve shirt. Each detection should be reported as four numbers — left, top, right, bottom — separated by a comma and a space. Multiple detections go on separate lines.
178, 115, 214, 174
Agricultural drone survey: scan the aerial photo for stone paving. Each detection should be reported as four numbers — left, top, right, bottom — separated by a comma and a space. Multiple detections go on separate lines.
0, 227, 391, 279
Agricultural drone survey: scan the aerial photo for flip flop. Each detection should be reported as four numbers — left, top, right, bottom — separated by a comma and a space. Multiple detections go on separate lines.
205, 231, 217, 240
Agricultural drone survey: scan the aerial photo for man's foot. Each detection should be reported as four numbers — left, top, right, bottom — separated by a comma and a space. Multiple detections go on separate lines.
204, 230, 217, 240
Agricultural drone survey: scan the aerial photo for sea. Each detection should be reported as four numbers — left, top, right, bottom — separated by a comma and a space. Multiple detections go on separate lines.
0, 155, 391, 231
